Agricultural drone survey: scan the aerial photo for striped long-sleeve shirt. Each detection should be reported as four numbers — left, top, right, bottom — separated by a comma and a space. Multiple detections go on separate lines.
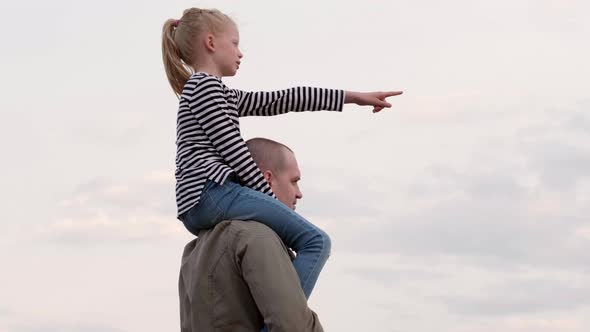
175, 72, 345, 217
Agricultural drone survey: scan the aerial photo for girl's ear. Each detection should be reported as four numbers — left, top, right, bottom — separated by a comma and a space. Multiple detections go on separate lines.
263, 170, 273, 186
204, 33, 216, 52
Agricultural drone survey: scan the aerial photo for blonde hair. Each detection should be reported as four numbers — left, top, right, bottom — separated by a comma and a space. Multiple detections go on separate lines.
162, 8, 235, 97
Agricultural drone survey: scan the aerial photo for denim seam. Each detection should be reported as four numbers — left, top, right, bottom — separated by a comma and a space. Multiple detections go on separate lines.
204, 184, 225, 222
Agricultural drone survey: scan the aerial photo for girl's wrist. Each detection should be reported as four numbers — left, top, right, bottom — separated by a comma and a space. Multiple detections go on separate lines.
344, 91, 359, 104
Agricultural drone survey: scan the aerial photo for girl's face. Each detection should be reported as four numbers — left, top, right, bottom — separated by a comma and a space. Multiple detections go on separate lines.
212, 23, 243, 77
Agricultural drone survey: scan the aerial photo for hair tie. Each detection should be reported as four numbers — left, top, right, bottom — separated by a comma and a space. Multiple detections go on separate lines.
173, 19, 181, 27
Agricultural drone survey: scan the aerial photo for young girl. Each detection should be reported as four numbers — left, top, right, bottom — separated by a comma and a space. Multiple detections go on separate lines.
162, 8, 402, 299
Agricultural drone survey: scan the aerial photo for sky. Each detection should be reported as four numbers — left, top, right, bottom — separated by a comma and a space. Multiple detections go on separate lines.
1, 0, 589, 331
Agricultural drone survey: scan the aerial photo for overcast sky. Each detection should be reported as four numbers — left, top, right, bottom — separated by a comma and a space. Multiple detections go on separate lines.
1, 0, 589, 331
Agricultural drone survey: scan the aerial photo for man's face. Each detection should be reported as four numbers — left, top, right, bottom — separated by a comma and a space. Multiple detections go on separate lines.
267, 151, 303, 210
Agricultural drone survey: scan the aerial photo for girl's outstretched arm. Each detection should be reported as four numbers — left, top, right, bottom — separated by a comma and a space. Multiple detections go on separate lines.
232, 88, 403, 117
344, 91, 404, 113
232, 87, 344, 117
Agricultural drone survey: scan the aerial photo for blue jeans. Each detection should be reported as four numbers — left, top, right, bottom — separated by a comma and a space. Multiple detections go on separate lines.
180, 175, 331, 299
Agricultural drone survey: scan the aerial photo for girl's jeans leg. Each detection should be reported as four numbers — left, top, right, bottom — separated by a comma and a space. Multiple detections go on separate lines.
182, 178, 331, 299
223, 183, 331, 299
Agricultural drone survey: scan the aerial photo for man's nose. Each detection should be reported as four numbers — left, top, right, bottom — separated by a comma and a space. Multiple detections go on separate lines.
296, 189, 303, 199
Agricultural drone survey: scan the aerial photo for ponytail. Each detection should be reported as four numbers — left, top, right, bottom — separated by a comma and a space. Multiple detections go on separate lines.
162, 19, 193, 97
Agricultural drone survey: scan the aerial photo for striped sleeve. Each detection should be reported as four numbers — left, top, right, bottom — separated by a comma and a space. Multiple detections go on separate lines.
186, 76, 275, 197
232, 87, 344, 117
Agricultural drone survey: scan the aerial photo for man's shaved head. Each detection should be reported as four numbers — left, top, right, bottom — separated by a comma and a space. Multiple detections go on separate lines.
246, 137, 294, 173
245, 137, 302, 210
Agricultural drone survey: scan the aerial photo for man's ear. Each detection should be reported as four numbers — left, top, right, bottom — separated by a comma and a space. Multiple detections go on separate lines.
204, 33, 216, 52
263, 170, 273, 186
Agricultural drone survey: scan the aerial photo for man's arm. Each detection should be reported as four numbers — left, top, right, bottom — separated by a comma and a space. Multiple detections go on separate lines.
179, 239, 198, 332
178, 270, 193, 332
235, 223, 324, 332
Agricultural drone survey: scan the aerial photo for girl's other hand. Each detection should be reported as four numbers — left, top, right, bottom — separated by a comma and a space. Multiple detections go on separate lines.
345, 91, 403, 113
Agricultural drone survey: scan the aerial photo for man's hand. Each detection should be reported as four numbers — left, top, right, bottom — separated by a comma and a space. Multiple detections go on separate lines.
344, 91, 403, 113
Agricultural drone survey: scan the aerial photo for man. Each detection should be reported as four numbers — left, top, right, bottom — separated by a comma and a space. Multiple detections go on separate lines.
179, 138, 324, 332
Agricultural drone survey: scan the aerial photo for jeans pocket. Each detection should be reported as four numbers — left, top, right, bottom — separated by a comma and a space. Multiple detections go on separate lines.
184, 182, 224, 231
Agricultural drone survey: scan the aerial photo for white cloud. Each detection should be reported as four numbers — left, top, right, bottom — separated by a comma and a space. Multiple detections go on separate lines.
37, 173, 184, 244
36, 213, 184, 244
315, 253, 590, 332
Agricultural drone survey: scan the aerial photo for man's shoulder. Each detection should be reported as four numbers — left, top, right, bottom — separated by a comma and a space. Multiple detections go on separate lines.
185, 220, 282, 245
181, 220, 285, 261
223, 220, 279, 238
223, 220, 292, 259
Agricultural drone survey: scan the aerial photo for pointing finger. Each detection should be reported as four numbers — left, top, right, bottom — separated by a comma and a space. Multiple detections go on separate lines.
382, 91, 403, 97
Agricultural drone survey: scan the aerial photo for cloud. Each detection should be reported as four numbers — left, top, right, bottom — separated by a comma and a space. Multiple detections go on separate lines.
327, 253, 589, 332
317, 166, 589, 271
37, 171, 187, 245
36, 213, 183, 244
446, 278, 590, 316
0, 308, 124, 332
296, 168, 384, 219
11, 323, 123, 332
520, 140, 590, 192
0, 306, 10, 317
563, 100, 590, 135
319, 252, 590, 332
301, 101, 590, 274
341, 265, 444, 285
305, 100, 590, 332
498, 316, 586, 332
